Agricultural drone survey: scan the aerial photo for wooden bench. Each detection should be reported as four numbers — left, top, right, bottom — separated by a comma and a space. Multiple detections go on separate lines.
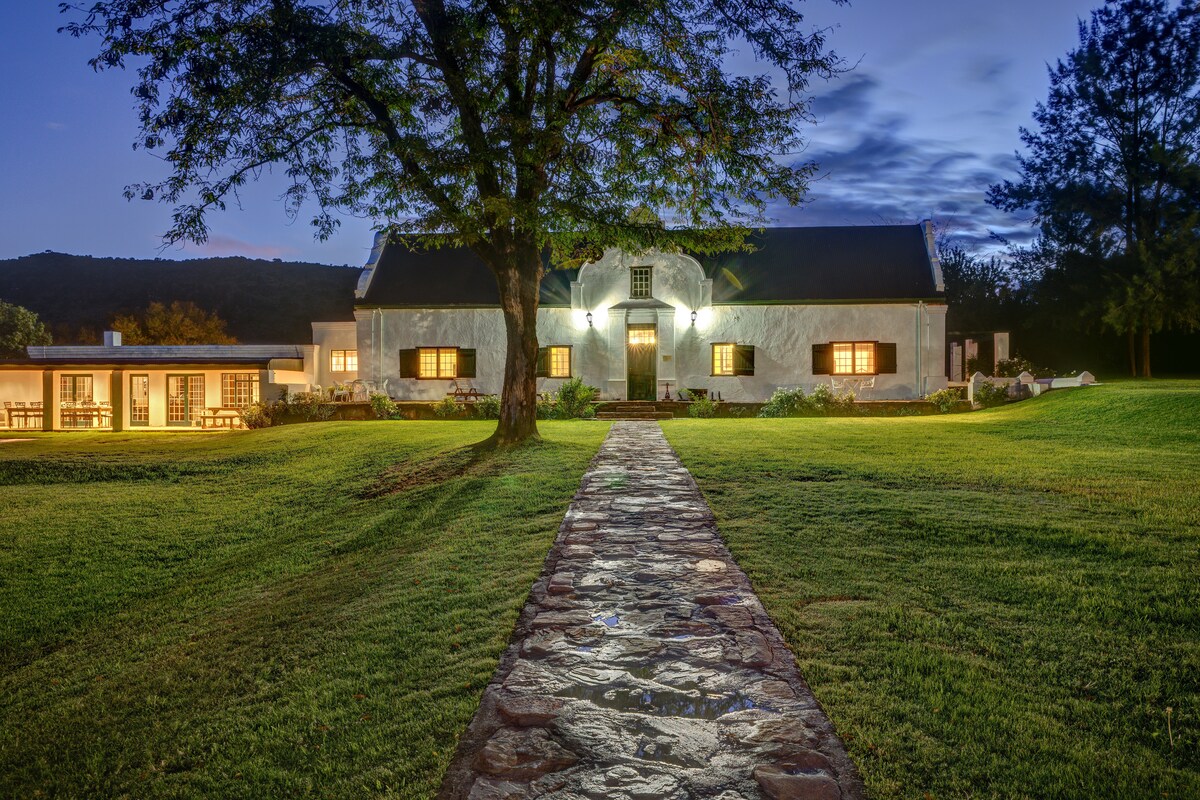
198, 407, 244, 429
446, 381, 481, 402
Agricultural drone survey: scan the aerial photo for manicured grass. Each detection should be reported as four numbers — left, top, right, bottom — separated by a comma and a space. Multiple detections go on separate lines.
663, 381, 1199, 799
0, 421, 607, 798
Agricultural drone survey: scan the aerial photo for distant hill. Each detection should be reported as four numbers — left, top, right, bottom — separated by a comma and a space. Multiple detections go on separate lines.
0, 252, 363, 344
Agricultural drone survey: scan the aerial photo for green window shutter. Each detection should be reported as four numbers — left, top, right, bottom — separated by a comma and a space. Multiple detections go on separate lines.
733, 344, 755, 376
398, 348, 418, 378
535, 347, 550, 378
876, 342, 897, 374
457, 348, 477, 378
812, 343, 833, 375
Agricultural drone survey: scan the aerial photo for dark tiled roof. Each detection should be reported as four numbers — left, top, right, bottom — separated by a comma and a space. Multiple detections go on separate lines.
358, 225, 941, 306
703, 225, 941, 302
359, 242, 577, 306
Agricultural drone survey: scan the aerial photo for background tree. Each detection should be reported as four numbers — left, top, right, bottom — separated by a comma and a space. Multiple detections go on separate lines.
64, 0, 843, 445
0, 300, 52, 358
111, 301, 238, 345
988, 0, 1200, 376
938, 244, 1018, 334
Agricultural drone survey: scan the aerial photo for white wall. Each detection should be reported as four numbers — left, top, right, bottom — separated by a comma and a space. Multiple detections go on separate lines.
311, 321, 359, 389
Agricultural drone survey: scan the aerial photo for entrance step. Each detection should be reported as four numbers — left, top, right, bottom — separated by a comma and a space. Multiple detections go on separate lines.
596, 411, 674, 421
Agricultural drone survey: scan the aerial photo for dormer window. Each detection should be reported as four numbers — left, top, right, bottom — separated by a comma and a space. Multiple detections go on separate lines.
630, 266, 652, 298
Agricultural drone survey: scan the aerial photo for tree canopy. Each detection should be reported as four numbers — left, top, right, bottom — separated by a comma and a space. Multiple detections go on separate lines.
988, 0, 1200, 376
111, 301, 238, 346
0, 300, 53, 358
64, 0, 844, 443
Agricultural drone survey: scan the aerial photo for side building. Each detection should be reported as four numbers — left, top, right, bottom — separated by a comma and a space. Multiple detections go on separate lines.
354, 223, 948, 401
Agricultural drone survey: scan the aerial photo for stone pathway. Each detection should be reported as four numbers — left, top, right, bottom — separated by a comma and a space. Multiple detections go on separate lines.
439, 422, 863, 800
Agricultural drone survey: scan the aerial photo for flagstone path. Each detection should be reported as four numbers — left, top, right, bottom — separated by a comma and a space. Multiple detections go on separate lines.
439, 421, 863, 800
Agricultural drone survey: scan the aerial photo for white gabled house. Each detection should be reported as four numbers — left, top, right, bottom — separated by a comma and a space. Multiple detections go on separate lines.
354, 222, 948, 402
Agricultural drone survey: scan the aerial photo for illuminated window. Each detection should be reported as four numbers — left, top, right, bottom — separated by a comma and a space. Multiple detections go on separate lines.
549, 346, 571, 378
630, 266, 652, 298
832, 342, 877, 374
130, 374, 149, 425
419, 347, 458, 378
712, 344, 734, 376
627, 326, 656, 346
221, 373, 260, 408
331, 349, 358, 372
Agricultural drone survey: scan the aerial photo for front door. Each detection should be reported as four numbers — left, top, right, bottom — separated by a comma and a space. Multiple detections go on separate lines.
626, 324, 657, 400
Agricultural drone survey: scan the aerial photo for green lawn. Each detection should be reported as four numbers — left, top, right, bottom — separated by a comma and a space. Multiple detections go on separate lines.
663, 381, 1200, 799
0, 421, 608, 798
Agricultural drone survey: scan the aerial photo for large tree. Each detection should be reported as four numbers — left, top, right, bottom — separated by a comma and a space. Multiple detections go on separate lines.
0, 300, 53, 358
111, 301, 238, 345
64, 0, 843, 445
988, 0, 1200, 377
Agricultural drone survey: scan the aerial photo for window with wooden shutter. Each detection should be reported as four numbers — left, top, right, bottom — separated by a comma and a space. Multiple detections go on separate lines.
825, 341, 885, 375
876, 342, 897, 374
711, 344, 734, 375
548, 346, 571, 378
812, 343, 833, 375
733, 344, 755, 376
535, 347, 550, 377
399, 348, 419, 378
457, 349, 477, 378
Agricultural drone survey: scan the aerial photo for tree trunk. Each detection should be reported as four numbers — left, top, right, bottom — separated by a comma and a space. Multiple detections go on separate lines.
1128, 330, 1137, 377
482, 249, 542, 448
1140, 327, 1151, 378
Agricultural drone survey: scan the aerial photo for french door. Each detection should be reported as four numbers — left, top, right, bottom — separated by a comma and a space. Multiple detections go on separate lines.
130, 375, 149, 426
167, 375, 204, 426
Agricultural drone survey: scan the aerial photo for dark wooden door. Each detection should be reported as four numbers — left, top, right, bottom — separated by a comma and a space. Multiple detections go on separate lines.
626, 324, 657, 400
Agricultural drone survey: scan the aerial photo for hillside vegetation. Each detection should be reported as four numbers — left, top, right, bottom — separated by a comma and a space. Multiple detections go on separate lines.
0, 252, 362, 343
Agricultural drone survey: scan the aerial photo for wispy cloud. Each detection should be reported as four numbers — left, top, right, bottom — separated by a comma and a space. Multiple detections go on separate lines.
768, 70, 1028, 253
187, 234, 298, 260
45, 122, 66, 130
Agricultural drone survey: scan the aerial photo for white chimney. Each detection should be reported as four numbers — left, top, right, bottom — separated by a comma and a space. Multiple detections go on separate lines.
103, 331, 122, 347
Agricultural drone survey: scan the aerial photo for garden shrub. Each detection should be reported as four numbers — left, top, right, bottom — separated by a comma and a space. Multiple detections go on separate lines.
687, 395, 718, 418
759, 387, 808, 418
288, 391, 335, 421
368, 392, 398, 420
808, 383, 856, 415
555, 377, 599, 419
241, 400, 279, 429
973, 380, 1010, 407
996, 355, 1054, 378
536, 393, 557, 419
474, 394, 501, 420
431, 397, 462, 418
926, 387, 964, 413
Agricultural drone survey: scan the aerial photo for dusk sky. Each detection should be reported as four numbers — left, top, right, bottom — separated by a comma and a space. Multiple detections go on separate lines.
0, 1, 1102, 266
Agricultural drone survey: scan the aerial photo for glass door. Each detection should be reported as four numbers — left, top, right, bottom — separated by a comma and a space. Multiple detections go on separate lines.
130, 375, 149, 426
167, 375, 204, 426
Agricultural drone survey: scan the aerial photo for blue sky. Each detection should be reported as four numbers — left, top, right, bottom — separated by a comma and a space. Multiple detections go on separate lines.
0, 1, 1101, 265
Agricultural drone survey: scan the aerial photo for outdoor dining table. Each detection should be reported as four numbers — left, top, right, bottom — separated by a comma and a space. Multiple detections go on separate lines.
5, 406, 43, 428
60, 404, 110, 427
200, 407, 245, 429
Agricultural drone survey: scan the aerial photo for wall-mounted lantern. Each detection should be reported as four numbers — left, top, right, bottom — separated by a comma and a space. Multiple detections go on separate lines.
690, 310, 697, 326
586, 311, 593, 328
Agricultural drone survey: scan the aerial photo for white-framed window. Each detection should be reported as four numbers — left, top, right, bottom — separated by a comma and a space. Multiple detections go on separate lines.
549, 346, 571, 378
221, 373, 260, 408
419, 347, 458, 378
712, 344, 735, 376
627, 326, 656, 346
832, 342, 877, 375
331, 349, 358, 372
630, 266, 652, 298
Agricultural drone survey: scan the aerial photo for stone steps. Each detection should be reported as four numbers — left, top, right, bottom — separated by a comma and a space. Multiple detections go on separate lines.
595, 411, 674, 421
